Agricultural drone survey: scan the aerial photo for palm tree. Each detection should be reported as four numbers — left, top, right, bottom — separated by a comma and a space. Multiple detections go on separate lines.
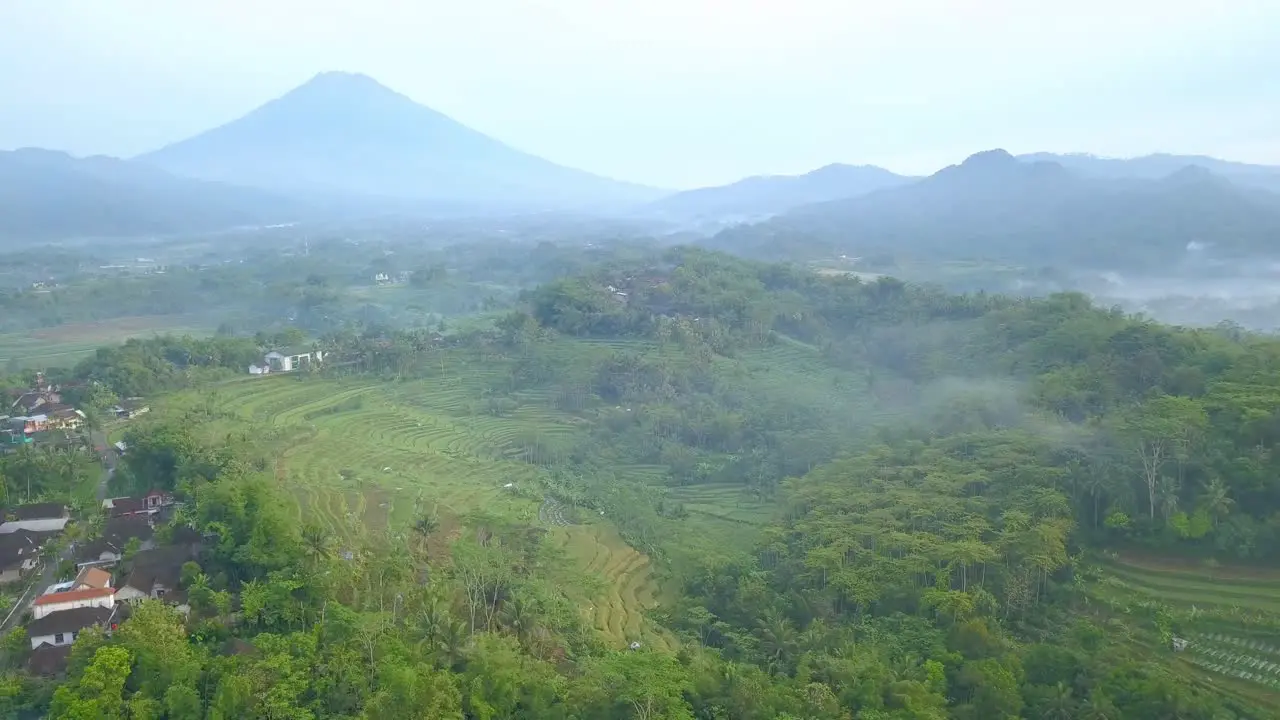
499, 593, 537, 645
415, 595, 451, 648
756, 610, 798, 675
1078, 694, 1118, 720
1040, 682, 1076, 720
1198, 477, 1235, 526
301, 522, 333, 567
434, 618, 471, 671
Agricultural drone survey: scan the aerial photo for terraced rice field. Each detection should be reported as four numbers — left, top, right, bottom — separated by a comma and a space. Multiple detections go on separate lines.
157, 362, 670, 646
548, 522, 673, 650
1097, 554, 1280, 707
667, 483, 773, 526
189, 373, 556, 527
1102, 557, 1280, 614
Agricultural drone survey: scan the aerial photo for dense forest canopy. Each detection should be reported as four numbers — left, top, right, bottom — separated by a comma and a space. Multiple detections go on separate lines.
6, 246, 1280, 718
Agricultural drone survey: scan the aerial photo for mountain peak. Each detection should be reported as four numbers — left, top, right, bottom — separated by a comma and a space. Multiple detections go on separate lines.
961, 149, 1017, 169
136, 73, 662, 208
276, 71, 411, 109
298, 71, 390, 92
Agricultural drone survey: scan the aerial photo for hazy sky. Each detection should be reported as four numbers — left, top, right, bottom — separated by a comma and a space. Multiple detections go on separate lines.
2, 0, 1278, 188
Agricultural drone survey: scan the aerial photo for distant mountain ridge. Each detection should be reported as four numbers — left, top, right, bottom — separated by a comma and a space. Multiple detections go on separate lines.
708, 149, 1280, 270
642, 163, 913, 221
136, 72, 664, 210
1017, 152, 1280, 193
0, 148, 311, 242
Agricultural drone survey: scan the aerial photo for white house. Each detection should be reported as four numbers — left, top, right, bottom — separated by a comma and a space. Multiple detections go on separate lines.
263, 347, 325, 373
26, 606, 117, 650
31, 587, 115, 619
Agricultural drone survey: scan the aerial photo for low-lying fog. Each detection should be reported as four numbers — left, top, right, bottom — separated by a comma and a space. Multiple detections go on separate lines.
1071, 258, 1280, 332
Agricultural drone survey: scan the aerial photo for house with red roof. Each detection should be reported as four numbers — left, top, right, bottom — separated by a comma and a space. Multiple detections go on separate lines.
32, 586, 115, 619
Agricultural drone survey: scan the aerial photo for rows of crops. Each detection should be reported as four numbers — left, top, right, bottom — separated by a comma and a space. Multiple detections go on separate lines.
1094, 555, 1280, 707
1185, 632, 1280, 697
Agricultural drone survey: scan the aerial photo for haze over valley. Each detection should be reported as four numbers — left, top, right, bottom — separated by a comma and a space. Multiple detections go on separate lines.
8, 68, 1280, 330
7, 4, 1280, 717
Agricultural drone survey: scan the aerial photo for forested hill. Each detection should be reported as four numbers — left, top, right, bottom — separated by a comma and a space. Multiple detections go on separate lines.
516, 248, 1280, 716
16, 247, 1280, 718
705, 149, 1280, 270
640, 163, 913, 221
524, 247, 1280, 560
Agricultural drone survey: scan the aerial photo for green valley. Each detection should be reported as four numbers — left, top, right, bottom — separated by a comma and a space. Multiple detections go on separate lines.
7, 245, 1280, 719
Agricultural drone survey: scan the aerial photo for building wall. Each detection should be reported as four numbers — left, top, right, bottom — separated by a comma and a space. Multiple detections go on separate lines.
30, 632, 64, 649
32, 596, 113, 620
264, 353, 292, 372
0, 568, 21, 585
29, 631, 83, 649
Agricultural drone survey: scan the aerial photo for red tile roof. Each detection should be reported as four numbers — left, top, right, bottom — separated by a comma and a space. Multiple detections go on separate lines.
33, 587, 115, 606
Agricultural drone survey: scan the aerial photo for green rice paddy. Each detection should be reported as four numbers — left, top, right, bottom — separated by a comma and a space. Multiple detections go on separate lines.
150, 346, 690, 647
0, 315, 216, 369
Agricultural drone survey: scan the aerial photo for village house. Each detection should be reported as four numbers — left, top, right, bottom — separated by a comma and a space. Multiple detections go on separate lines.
10, 388, 60, 416
261, 347, 325, 373
0, 529, 44, 584
2, 427, 33, 448
73, 566, 113, 590
77, 515, 155, 567
111, 398, 150, 419
102, 490, 174, 519
6, 414, 48, 435
31, 586, 115, 619
115, 546, 194, 614
10, 503, 69, 522
25, 606, 117, 650
27, 644, 73, 677
43, 405, 86, 431
119, 491, 172, 516
0, 503, 70, 535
